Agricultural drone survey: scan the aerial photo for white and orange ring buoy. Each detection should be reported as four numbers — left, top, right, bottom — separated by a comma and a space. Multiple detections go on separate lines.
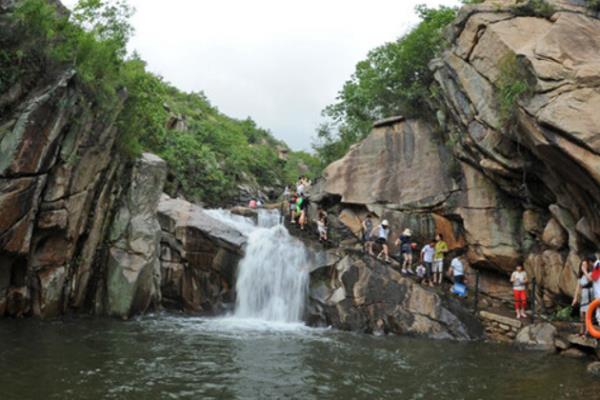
586, 299, 600, 339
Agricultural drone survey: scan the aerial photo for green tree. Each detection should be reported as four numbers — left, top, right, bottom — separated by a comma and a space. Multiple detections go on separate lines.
313, 4, 457, 165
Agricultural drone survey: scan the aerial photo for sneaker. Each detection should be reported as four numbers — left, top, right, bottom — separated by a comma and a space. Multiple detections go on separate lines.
401, 269, 407, 274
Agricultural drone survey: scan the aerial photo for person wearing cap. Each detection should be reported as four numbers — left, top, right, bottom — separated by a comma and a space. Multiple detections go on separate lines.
395, 228, 414, 274
370, 220, 391, 263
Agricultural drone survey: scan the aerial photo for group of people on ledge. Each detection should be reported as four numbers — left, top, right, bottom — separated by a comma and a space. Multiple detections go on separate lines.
361, 215, 452, 285
360, 214, 532, 319
282, 187, 600, 328
572, 255, 600, 336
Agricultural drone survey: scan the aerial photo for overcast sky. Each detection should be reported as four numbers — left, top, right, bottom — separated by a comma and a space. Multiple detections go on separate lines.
63, 0, 460, 150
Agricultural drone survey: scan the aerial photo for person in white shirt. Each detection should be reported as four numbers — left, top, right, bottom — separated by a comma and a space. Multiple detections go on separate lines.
510, 264, 528, 319
370, 220, 391, 263
420, 240, 435, 287
449, 256, 465, 286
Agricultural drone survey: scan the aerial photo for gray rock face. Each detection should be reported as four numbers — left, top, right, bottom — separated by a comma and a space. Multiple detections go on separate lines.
157, 196, 245, 313
105, 154, 167, 318
515, 323, 557, 351
307, 252, 483, 340
0, 54, 128, 317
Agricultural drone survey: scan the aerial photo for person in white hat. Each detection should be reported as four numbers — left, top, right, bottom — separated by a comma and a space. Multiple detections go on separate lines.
370, 219, 391, 263
395, 228, 414, 274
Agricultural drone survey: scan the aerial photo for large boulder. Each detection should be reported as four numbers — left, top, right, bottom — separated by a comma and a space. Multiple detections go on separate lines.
307, 252, 483, 340
105, 153, 167, 318
515, 322, 558, 351
157, 196, 246, 313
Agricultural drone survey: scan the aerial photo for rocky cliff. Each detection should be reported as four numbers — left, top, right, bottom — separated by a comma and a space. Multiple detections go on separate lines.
314, 0, 600, 310
307, 250, 483, 340
0, 0, 246, 319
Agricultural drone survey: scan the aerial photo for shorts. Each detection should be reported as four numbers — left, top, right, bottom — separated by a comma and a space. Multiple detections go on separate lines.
318, 226, 327, 235
375, 238, 387, 245
454, 275, 464, 285
424, 262, 432, 278
433, 259, 444, 273
401, 243, 412, 255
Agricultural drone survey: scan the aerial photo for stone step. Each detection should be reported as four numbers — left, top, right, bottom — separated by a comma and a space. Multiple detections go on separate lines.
567, 334, 598, 349
479, 310, 523, 329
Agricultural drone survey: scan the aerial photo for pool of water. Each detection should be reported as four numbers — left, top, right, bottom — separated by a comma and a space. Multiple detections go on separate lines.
1, 314, 599, 399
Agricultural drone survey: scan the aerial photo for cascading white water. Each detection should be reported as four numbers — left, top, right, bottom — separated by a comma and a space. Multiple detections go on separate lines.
206, 209, 310, 323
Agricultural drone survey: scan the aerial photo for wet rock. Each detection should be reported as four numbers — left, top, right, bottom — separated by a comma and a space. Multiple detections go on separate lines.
587, 362, 600, 377
515, 323, 557, 351
230, 206, 258, 222
561, 347, 587, 359
567, 334, 598, 350
158, 196, 245, 313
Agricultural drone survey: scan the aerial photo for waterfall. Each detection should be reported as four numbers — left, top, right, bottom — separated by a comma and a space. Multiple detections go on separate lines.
206, 209, 310, 323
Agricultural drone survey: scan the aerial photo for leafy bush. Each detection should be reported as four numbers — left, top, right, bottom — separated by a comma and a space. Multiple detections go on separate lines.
313, 5, 457, 166
511, 0, 556, 19
586, 0, 600, 12
496, 53, 535, 128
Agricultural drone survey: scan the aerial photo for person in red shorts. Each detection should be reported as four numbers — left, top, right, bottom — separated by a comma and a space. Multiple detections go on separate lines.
510, 264, 528, 319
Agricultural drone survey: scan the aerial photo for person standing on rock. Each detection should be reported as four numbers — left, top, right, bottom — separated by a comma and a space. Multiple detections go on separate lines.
572, 256, 595, 336
317, 209, 328, 242
297, 193, 309, 230
289, 192, 298, 223
449, 255, 465, 286
433, 233, 448, 285
362, 214, 374, 255
510, 264, 528, 319
395, 228, 414, 274
420, 240, 435, 287
370, 220, 391, 263
591, 256, 600, 323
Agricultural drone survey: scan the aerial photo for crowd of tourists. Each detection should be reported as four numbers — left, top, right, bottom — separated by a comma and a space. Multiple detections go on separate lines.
283, 185, 600, 331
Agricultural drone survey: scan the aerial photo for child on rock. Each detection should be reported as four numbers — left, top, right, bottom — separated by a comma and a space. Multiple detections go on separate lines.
510, 264, 528, 319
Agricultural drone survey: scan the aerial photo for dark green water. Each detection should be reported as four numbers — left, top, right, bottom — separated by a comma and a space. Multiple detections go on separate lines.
1, 315, 599, 400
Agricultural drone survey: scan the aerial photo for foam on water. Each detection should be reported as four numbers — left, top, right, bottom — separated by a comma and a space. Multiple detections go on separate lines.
204, 208, 310, 330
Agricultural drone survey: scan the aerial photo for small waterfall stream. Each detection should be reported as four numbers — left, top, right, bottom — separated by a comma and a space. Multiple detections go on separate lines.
205, 209, 310, 324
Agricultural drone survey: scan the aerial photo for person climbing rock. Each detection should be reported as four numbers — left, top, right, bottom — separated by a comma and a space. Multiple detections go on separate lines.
572, 256, 595, 336
420, 239, 435, 287
297, 193, 309, 230
510, 264, 528, 319
433, 233, 448, 285
395, 228, 414, 274
362, 214, 374, 255
317, 209, 328, 242
370, 220, 391, 263
449, 255, 465, 286
289, 192, 298, 223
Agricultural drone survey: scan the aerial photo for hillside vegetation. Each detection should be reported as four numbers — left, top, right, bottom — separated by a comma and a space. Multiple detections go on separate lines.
0, 0, 318, 205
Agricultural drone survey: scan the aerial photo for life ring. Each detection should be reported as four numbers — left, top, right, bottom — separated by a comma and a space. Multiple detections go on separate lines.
585, 299, 600, 339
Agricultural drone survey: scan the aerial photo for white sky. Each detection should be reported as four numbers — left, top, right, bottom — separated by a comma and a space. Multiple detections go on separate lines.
62, 0, 460, 150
